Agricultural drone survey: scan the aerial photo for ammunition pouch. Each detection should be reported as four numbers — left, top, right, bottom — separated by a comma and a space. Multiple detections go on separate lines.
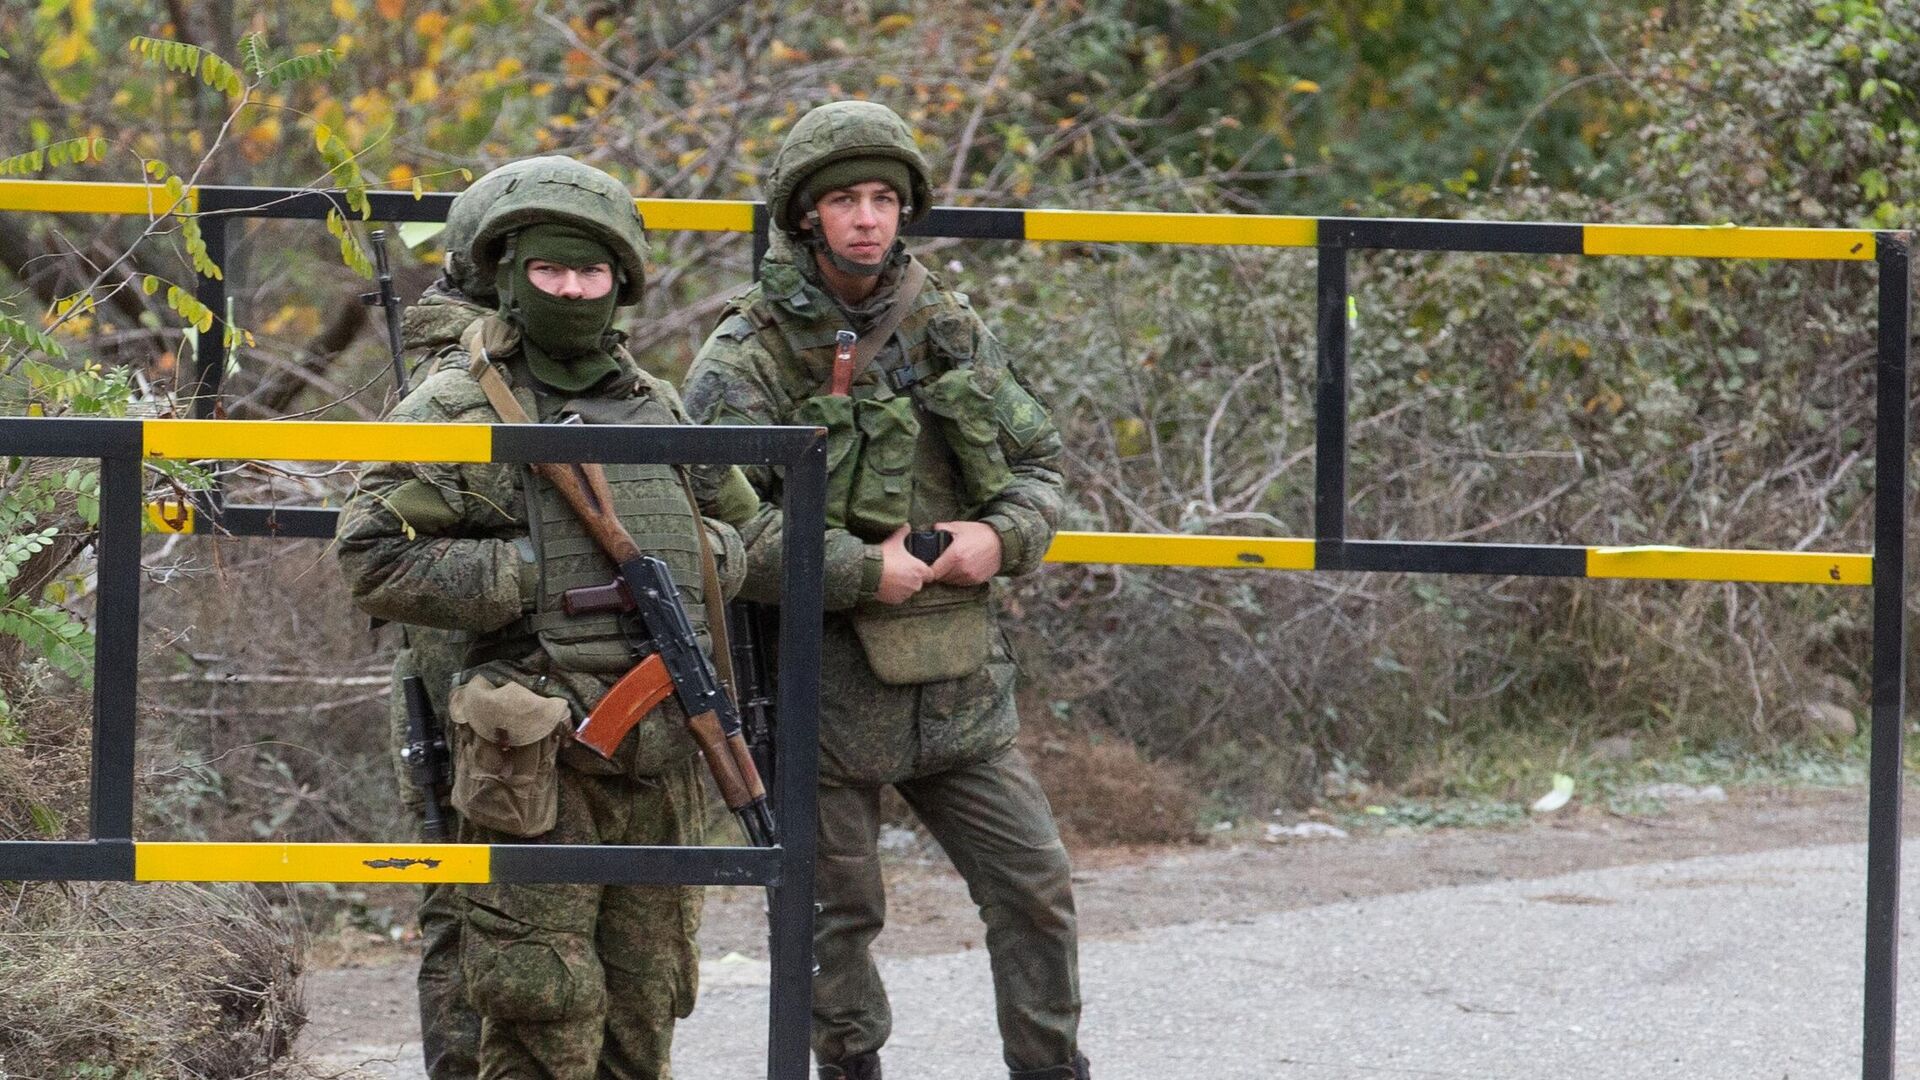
447, 673, 571, 837
793, 392, 920, 537
920, 367, 1017, 507
849, 581, 993, 685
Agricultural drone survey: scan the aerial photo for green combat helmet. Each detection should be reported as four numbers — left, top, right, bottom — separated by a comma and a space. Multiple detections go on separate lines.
469, 158, 649, 306
441, 156, 572, 304
764, 100, 933, 238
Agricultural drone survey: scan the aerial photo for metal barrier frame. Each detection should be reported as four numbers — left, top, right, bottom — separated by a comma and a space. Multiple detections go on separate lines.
0, 415, 828, 1080
0, 178, 1908, 1078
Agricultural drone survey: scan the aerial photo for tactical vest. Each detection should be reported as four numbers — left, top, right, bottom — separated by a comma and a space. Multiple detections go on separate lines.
503, 364, 710, 676
724, 267, 1012, 541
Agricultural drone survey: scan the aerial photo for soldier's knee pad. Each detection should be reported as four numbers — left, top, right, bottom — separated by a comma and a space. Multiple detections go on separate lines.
460, 901, 606, 1022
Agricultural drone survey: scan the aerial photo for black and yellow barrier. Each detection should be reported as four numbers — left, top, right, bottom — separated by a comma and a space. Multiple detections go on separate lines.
0, 179, 1880, 260
2, 178, 1912, 1080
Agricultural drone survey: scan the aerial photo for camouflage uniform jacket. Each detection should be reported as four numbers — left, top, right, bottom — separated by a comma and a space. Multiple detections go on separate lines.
340, 324, 752, 776
682, 237, 1064, 783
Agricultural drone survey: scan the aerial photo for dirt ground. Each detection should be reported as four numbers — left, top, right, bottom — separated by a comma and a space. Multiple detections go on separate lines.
299, 784, 1895, 1065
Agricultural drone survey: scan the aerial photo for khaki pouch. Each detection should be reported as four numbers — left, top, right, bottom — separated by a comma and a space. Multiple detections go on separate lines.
448, 674, 571, 837
850, 583, 993, 685
921, 368, 1013, 506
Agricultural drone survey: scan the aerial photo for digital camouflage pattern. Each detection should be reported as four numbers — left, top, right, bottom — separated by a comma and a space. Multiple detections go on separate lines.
680, 101, 1084, 1077
456, 754, 706, 1076
341, 162, 748, 1075
389, 279, 491, 1080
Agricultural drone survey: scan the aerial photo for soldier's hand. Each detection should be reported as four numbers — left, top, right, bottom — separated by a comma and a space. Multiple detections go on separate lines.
928, 520, 1003, 586
875, 525, 933, 604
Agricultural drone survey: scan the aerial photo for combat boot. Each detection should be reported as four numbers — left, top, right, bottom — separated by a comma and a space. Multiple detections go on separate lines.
1010, 1053, 1091, 1080
818, 1051, 882, 1080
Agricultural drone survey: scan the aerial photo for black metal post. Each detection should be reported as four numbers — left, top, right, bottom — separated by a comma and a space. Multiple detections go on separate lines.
1862, 233, 1911, 1080
90, 455, 143, 843
187, 216, 230, 419
767, 433, 826, 1079
1314, 246, 1350, 552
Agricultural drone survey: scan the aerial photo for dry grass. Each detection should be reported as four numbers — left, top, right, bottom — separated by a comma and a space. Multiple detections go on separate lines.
0, 880, 306, 1078
0, 688, 308, 1078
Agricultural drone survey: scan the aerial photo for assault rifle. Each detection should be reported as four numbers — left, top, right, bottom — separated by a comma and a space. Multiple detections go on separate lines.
564, 556, 778, 847
530, 456, 777, 848
397, 673, 452, 841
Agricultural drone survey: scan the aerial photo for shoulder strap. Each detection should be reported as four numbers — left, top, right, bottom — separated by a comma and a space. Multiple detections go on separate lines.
836, 258, 929, 393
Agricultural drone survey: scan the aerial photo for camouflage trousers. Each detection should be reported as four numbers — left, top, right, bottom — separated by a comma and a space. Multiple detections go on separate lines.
813, 745, 1082, 1073
455, 756, 707, 1080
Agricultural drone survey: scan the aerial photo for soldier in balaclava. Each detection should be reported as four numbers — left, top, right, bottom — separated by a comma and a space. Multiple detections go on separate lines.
682, 100, 1087, 1080
339, 157, 759, 1079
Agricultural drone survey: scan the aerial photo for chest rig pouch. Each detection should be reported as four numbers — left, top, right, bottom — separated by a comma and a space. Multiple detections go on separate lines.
790, 390, 920, 538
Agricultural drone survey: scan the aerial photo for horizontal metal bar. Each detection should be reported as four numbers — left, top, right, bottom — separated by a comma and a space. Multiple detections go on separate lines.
491, 844, 782, 886
115, 840, 782, 885
202, 503, 339, 539
0, 417, 143, 457
1325, 540, 1587, 577
1044, 531, 1314, 570
1025, 208, 1317, 247
491, 423, 820, 466
1586, 545, 1871, 585
0, 418, 820, 467
1585, 224, 1877, 261
0, 179, 193, 216
1321, 218, 1581, 255
143, 418, 494, 462
911, 206, 1025, 240
0, 840, 134, 881
0, 181, 1901, 262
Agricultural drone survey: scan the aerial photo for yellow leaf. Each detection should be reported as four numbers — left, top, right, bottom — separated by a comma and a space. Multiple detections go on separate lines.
874, 13, 914, 33
876, 73, 903, 89
767, 39, 807, 65
331, 0, 356, 18
414, 10, 448, 38
387, 162, 415, 184
409, 67, 438, 103
1291, 79, 1320, 93
313, 123, 332, 152
494, 57, 523, 80
411, 177, 423, 200
43, 32, 84, 71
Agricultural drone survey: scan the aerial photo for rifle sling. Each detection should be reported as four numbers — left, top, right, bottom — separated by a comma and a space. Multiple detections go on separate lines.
824, 257, 928, 395
468, 352, 736, 696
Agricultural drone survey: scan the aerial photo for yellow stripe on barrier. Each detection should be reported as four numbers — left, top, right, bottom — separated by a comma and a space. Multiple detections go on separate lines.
145, 501, 196, 534
0, 179, 195, 216
135, 842, 491, 883
636, 198, 755, 232
1044, 531, 1316, 570
1585, 546, 1871, 585
142, 419, 493, 463
1025, 209, 1318, 248
1583, 224, 1876, 261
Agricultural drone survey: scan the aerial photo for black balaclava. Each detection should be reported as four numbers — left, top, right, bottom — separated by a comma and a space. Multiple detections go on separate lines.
495, 223, 622, 392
